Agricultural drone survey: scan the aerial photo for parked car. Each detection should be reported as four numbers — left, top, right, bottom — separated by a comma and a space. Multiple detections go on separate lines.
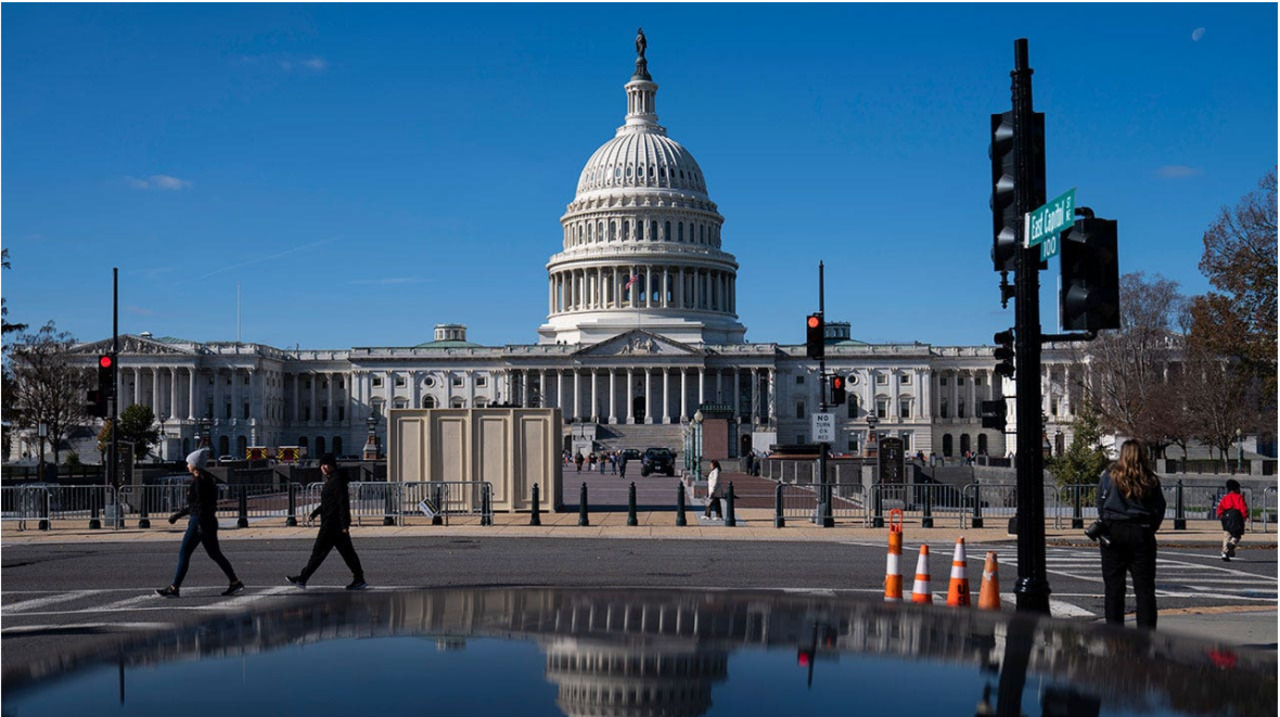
640, 448, 675, 477
620, 448, 643, 462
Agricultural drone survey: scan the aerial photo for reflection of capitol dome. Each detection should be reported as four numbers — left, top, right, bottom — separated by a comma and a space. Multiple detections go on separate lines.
545, 640, 728, 717
539, 32, 746, 347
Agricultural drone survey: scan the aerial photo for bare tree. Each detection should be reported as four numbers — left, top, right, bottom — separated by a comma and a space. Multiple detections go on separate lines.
1083, 272, 1185, 456
1183, 345, 1261, 471
7, 322, 91, 464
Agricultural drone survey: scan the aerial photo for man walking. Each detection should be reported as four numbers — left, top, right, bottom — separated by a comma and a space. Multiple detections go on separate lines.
287, 454, 366, 590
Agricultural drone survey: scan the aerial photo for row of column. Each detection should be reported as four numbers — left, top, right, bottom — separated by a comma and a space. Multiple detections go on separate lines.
549, 265, 735, 315
932, 368, 996, 420
563, 216, 720, 248
508, 366, 775, 425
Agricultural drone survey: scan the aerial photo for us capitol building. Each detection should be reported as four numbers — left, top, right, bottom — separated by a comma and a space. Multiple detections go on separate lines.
72, 35, 1081, 463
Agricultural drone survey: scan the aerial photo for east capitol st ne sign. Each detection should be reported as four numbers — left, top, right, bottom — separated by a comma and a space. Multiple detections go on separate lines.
1025, 188, 1075, 260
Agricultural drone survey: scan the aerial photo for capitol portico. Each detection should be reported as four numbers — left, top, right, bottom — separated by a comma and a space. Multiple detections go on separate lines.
64, 33, 1085, 464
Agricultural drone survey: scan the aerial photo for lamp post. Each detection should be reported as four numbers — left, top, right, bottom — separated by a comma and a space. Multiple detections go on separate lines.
363, 411, 379, 460
692, 410, 704, 482
865, 411, 879, 459
199, 415, 211, 449
1236, 428, 1243, 474
37, 422, 48, 480
158, 413, 167, 462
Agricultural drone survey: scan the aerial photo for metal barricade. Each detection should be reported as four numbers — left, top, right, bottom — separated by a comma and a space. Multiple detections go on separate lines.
1263, 486, 1277, 533
44, 485, 113, 525
1, 485, 46, 530
211, 483, 294, 525
957, 482, 1060, 529
397, 481, 494, 525
350, 482, 399, 526
1057, 484, 1100, 530
870, 482, 977, 528
778, 483, 866, 524
1160, 484, 1256, 531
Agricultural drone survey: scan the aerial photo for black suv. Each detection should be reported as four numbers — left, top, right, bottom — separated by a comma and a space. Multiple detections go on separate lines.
640, 448, 675, 477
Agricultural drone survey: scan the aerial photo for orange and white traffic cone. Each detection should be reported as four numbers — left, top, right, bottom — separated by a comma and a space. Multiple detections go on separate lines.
977, 551, 1001, 610
946, 537, 971, 607
884, 519, 904, 602
911, 545, 932, 604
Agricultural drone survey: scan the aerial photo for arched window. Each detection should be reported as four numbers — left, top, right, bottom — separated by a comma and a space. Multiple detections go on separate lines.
450, 397, 465, 409
977, 434, 989, 456
678, 223, 684, 242
219, 436, 231, 457
422, 396, 436, 409
665, 221, 671, 241
316, 437, 326, 456
941, 434, 953, 458
699, 225, 705, 243
960, 434, 972, 455
609, 221, 616, 241
651, 220, 658, 240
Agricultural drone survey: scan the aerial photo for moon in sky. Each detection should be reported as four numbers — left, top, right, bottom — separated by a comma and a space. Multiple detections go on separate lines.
1192, 27, 1206, 41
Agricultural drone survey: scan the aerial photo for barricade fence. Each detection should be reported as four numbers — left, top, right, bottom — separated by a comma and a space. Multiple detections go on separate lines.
1263, 486, 1277, 534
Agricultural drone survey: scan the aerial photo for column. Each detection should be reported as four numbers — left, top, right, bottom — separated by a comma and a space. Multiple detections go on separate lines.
645, 266, 653, 308
292, 374, 300, 424
891, 369, 901, 420
767, 368, 776, 425
732, 368, 741, 420
133, 367, 141, 407
327, 373, 335, 424
662, 268, 670, 308
573, 370, 580, 421
715, 369, 722, 403
412, 371, 421, 410
951, 371, 960, 419
539, 370, 548, 409
644, 368, 652, 424
662, 367, 670, 424
698, 369, 705, 405
609, 370, 617, 423
150, 368, 159, 416
680, 368, 688, 421
626, 369, 634, 423
1062, 365, 1072, 417
170, 368, 178, 420
590, 369, 598, 422
919, 369, 932, 420
308, 372, 317, 424
678, 267, 685, 308
229, 368, 238, 423
187, 367, 196, 420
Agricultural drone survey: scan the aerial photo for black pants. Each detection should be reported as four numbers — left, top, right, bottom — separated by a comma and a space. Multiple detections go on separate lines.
1099, 522, 1158, 628
299, 527, 364, 582
171, 515, 238, 588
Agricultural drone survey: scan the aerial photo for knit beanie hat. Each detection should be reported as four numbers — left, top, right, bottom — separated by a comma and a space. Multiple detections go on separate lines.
319, 453, 338, 469
186, 448, 210, 471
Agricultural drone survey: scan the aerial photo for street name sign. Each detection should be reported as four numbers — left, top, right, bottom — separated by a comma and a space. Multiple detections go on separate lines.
1024, 188, 1075, 259
811, 412, 835, 443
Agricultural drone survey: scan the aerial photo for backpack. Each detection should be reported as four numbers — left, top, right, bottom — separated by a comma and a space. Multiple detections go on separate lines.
1221, 508, 1245, 538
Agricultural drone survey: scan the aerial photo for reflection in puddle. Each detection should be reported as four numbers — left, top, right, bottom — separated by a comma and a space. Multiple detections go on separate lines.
4, 589, 1275, 717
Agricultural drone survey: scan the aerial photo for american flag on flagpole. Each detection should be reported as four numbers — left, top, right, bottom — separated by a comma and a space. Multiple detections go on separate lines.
625, 274, 639, 290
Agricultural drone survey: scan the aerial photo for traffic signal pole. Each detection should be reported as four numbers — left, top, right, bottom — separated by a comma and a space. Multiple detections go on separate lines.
817, 262, 833, 527
1010, 39, 1051, 613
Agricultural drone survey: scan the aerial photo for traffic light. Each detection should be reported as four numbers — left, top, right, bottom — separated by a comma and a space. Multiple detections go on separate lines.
993, 329, 1015, 379
1059, 217, 1121, 331
830, 375, 846, 405
796, 648, 814, 667
980, 400, 1008, 430
989, 111, 1046, 272
96, 354, 115, 412
85, 389, 107, 418
805, 313, 824, 359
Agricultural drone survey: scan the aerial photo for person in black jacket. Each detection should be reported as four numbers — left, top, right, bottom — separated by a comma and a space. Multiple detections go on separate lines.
156, 448, 244, 598
287, 454, 366, 590
1096, 439, 1166, 628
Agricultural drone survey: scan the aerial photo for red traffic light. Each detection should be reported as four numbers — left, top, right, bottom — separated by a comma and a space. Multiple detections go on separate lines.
98, 355, 113, 369
797, 650, 813, 667
806, 316, 820, 329
832, 376, 845, 390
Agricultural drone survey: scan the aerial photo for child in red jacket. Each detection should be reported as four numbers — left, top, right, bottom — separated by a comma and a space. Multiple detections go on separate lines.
1216, 479, 1248, 561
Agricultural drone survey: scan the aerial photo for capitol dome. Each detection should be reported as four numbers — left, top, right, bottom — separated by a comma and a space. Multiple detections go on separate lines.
538, 31, 746, 347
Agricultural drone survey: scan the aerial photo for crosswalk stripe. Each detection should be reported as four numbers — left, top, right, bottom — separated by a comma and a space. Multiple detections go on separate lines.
3, 590, 102, 613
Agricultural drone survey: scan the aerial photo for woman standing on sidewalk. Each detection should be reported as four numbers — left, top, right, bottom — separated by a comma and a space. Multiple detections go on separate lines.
1096, 439, 1166, 628
156, 448, 244, 598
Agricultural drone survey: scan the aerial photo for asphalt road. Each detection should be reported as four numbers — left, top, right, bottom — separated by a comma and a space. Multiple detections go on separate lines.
2, 536, 1274, 679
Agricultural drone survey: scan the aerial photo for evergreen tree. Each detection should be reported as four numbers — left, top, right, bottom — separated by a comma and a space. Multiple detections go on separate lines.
1048, 402, 1111, 487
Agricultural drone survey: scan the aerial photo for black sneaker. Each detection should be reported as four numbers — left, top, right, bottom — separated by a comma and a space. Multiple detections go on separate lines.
221, 580, 245, 596
345, 579, 368, 591
1221, 552, 1231, 562
156, 586, 180, 599
1227, 544, 1238, 558
286, 575, 307, 589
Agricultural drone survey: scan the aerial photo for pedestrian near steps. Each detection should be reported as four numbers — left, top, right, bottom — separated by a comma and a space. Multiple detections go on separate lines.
287, 453, 366, 590
1217, 479, 1248, 562
156, 448, 244, 599
1096, 439, 1166, 629
703, 460, 723, 520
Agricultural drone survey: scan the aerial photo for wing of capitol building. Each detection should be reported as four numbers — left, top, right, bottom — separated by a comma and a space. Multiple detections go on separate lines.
62, 35, 1087, 464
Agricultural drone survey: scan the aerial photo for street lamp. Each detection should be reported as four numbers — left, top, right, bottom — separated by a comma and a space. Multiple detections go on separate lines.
363, 411, 379, 460
37, 422, 48, 480
692, 410, 704, 482
199, 415, 211, 449
865, 411, 879, 459
1236, 428, 1243, 474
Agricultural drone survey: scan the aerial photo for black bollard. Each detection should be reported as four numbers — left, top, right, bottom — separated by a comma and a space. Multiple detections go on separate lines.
725, 482, 737, 527
774, 482, 785, 528
971, 482, 984, 529
1071, 485, 1084, 529
627, 482, 638, 526
431, 484, 444, 526
1173, 479, 1186, 530
481, 484, 492, 526
530, 483, 542, 526
286, 483, 298, 526
138, 486, 151, 529
579, 482, 590, 526
921, 483, 933, 528
872, 484, 884, 528
237, 486, 249, 528
89, 489, 102, 530
676, 483, 687, 526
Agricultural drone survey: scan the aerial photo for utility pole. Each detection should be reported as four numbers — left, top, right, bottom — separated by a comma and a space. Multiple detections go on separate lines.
111, 267, 122, 527
817, 262, 833, 527
1010, 39, 1050, 613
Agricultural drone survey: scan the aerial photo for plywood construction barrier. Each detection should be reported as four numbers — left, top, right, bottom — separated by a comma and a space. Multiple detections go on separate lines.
389, 408, 564, 512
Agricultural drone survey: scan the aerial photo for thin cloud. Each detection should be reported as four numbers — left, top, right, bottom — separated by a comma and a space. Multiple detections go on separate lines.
124, 174, 192, 191
1156, 165, 1202, 179
126, 305, 156, 316
279, 56, 329, 72
193, 238, 339, 281
1192, 27, 1206, 42
347, 277, 429, 286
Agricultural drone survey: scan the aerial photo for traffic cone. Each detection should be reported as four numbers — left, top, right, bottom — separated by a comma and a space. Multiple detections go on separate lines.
946, 537, 971, 607
911, 545, 932, 604
977, 551, 1001, 610
884, 522, 904, 602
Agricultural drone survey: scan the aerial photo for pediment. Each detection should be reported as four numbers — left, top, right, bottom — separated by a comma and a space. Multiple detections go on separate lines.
575, 330, 703, 358
75, 335, 198, 357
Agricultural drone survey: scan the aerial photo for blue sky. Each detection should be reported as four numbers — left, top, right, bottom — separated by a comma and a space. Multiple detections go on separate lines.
3, 4, 1275, 350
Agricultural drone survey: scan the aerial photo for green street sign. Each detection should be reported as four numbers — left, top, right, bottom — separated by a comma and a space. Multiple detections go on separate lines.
1026, 188, 1076, 249
1039, 230, 1062, 261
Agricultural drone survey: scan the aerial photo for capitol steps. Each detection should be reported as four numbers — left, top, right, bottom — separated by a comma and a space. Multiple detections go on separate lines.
567, 422, 687, 453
